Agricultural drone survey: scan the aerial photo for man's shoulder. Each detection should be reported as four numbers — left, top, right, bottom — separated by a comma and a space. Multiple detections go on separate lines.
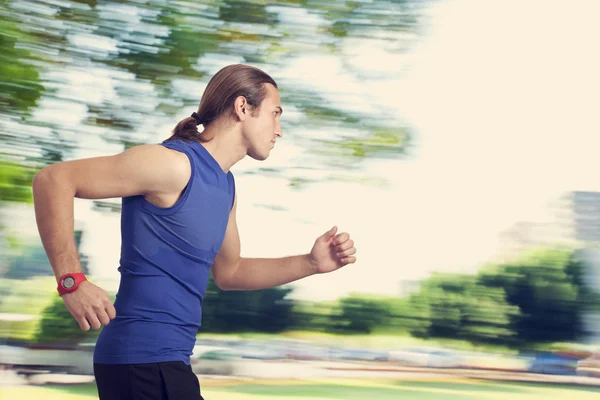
126, 143, 191, 182
129, 142, 187, 157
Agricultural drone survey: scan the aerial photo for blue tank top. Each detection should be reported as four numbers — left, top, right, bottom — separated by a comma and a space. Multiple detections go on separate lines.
93, 139, 235, 365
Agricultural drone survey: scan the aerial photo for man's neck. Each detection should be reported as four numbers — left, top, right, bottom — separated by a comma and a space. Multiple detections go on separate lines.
199, 121, 247, 173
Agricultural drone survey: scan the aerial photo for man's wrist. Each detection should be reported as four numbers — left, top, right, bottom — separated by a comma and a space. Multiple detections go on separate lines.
303, 254, 319, 276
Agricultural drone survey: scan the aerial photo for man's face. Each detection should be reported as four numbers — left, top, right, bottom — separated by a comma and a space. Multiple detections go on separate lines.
244, 83, 283, 161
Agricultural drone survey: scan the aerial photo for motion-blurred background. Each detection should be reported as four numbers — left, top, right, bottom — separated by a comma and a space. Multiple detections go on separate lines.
1, 0, 599, 399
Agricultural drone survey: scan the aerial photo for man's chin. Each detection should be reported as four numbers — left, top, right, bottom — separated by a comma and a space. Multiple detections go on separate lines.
248, 151, 270, 162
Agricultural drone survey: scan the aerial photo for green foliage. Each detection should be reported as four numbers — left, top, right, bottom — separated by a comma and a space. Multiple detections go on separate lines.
0, 159, 36, 203
407, 274, 518, 344
0, 277, 58, 342
0, 12, 45, 116
290, 300, 337, 332
1, 276, 112, 345
198, 247, 595, 350
330, 293, 390, 333
405, 247, 593, 348
478, 247, 590, 345
1, 0, 420, 191
35, 295, 101, 345
0, 277, 56, 312
1, 247, 593, 350
201, 277, 295, 333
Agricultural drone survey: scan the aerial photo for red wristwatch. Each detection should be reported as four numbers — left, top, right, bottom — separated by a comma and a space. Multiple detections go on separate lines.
57, 273, 87, 296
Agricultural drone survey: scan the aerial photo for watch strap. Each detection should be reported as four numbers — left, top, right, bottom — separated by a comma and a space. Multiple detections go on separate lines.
57, 273, 87, 296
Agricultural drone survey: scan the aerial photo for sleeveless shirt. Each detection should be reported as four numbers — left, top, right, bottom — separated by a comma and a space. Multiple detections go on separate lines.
93, 139, 235, 365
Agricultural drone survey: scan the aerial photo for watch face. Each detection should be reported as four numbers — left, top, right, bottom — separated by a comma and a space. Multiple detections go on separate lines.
62, 276, 76, 289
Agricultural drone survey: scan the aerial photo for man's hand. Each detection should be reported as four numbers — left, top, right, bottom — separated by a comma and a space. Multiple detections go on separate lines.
309, 226, 357, 274
62, 281, 116, 331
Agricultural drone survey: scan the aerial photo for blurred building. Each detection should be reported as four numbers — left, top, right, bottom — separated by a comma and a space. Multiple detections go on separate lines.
554, 192, 600, 344
577, 247, 600, 344
554, 191, 600, 244
498, 191, 600, 257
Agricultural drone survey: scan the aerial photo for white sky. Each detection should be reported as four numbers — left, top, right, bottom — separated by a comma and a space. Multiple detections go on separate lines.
6, 0, 600, 301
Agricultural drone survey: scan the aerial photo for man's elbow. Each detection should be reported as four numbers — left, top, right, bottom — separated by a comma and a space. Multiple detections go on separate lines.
213, 274, 234, 291
32, 166, 57, 199
211, 258, 242, 291
32, 164, 75, 200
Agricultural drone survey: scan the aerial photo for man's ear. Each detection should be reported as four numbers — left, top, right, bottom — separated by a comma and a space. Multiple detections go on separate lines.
233, 96, 247, 121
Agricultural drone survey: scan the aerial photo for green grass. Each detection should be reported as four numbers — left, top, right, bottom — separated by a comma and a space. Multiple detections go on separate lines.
215, 382, 479, 400
212, 380, 600, 399
396, 380, 529, 393
196, 330, 520, 354
3, 379, 599, 400
1, 384, 98, 399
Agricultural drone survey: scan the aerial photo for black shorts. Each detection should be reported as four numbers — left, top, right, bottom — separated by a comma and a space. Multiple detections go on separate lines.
94, 361, 204, 400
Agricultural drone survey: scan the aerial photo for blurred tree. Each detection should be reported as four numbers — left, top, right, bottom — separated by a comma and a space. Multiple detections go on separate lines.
479, 248, 591, 346
3, 230, 90, 279
1, 0, 424, 192
0, 4, 46, 117
0, 277, 57, 343
201, 277, 295, 333
330, 293, 389, 334
407, 273, 518, 344
0, 159, 36, 204
375, 297, 425, 335
35, 294, 100, 345
290, 300, 338, 332
254, 285, 296, 332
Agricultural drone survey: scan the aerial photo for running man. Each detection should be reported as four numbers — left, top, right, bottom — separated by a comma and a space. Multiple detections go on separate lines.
33, 64, 357, 400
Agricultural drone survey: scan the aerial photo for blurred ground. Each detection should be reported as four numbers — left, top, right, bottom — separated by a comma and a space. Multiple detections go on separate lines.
2, 375, 600, 400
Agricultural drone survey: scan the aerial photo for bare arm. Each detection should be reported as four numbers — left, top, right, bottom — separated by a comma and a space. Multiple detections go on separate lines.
33, 144, 189, 280
32, 144, 190, 329
210, 194, 315, 290
211, 194, 357, 291
227, 255, 316, 291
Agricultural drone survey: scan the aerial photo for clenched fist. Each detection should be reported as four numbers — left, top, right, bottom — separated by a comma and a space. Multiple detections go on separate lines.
309, 226, 357, 274
62, 281, 116, 331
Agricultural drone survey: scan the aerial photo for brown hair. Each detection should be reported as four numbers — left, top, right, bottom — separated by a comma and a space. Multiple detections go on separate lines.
165, 64, 278, 142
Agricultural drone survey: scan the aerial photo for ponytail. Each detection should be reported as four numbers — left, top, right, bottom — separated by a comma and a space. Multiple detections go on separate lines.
165, 113, 210, 143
